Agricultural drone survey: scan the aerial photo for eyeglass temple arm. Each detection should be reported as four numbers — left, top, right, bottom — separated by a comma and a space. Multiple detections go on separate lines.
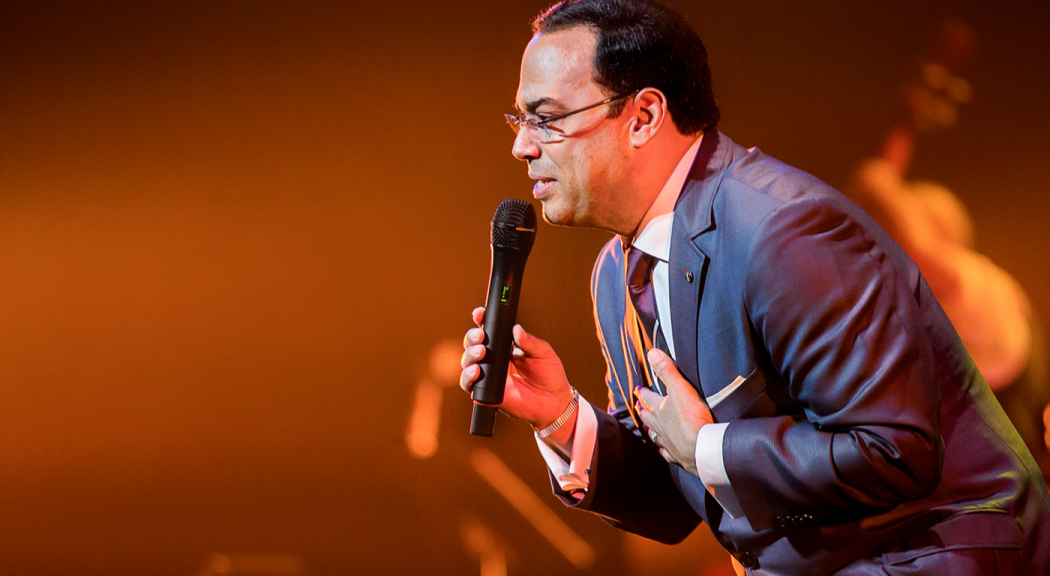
536, 91, 638, 127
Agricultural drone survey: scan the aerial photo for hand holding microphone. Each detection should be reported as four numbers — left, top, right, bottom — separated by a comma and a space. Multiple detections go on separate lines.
461, 307, 576, 436
461, 199, 575, 437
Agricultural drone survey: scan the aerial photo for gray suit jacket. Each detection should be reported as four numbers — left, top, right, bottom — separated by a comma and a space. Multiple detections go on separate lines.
566, 131, 1050, 574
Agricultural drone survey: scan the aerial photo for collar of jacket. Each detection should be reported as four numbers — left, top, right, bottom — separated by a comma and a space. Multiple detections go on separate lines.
667, 130, 736, 389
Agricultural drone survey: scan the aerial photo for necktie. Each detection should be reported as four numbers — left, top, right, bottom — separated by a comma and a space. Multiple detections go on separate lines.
625, 245, 668, 397
625, 246, 659, 343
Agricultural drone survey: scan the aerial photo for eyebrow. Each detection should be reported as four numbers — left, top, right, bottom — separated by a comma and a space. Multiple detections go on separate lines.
515, 97, 561, 115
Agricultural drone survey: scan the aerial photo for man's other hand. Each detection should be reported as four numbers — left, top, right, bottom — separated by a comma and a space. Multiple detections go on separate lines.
634, 349, 714, 477
460, 307, 575, 431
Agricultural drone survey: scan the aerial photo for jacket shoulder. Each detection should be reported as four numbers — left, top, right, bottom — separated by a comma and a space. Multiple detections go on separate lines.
722, 146, 837, 205
705, 146, 877, 254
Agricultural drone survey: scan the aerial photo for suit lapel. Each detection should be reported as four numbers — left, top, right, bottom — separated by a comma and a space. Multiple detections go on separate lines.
668, 131, 732, 392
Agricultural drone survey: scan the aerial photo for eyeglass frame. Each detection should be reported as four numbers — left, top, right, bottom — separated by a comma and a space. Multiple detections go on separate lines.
504, 90, 640, 141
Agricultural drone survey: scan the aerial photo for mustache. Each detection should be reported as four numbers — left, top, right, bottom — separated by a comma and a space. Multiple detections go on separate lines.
527, 163, 556, 180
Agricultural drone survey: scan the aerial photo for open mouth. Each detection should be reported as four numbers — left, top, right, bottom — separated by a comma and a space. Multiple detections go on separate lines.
532, 178, 556, 199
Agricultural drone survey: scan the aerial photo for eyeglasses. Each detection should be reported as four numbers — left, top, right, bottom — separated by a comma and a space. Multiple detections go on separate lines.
504, 91, 639, 142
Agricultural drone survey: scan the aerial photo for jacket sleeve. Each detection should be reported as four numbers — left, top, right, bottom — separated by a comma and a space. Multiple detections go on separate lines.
726, 198, 943, 530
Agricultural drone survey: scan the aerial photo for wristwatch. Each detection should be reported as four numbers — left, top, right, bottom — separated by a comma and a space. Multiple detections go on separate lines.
535, 386, 579, 439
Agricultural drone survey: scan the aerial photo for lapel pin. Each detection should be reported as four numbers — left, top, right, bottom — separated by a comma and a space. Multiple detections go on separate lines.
684, 269, 694, 283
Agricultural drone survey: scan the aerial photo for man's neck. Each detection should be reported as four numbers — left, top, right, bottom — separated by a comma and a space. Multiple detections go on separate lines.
627, 132, 704, 241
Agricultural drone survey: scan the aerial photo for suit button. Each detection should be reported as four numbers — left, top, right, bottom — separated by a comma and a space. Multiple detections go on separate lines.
739, 551, 759, 569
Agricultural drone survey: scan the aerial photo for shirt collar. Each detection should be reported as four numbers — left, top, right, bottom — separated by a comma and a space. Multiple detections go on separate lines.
630, 135, 704, 261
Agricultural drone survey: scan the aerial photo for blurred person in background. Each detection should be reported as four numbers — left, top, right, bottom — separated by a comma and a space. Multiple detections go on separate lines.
848, 148, 1049, 479
845, 18, 1049, 479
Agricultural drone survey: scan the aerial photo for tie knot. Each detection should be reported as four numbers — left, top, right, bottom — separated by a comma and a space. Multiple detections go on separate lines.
625, 246, 657, 291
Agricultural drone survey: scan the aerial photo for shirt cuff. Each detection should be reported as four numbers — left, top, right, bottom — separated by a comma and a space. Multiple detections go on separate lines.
535, 397, 598, 500
694, 422, 744, 519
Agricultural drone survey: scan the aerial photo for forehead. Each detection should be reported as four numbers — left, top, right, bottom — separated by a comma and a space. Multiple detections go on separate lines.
517, 27, 602, 110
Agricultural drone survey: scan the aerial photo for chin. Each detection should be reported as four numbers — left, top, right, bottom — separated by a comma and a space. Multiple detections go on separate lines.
540, 202, 575, 227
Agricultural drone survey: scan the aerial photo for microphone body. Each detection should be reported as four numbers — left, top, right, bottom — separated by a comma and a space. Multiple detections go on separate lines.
470, 199, 537, 437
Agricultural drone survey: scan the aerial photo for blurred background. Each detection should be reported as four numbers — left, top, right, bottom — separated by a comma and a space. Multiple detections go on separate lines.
1, 1, 1047, 574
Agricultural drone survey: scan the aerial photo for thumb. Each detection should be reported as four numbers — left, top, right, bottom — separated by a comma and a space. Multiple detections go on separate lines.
647, 349, 687, 391
512, 324, 553, 358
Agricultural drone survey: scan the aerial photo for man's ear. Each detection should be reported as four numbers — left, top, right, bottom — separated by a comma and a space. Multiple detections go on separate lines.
627, 88, 669, 148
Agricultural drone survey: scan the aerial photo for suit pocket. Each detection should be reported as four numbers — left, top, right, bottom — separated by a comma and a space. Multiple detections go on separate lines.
708, 367, 779, 422
880, 510, 1021, 565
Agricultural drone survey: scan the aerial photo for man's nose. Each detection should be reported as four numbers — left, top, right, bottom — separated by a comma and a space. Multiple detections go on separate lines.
511, 128, 540, 161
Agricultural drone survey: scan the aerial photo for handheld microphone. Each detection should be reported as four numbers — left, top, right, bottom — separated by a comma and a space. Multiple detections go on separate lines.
470, 199, 537, 437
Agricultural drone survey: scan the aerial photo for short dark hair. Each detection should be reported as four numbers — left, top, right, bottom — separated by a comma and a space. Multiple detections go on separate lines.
533, 0, 719, 135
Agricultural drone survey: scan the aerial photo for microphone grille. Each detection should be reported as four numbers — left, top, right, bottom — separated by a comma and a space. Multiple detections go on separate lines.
491, 199, 537, 252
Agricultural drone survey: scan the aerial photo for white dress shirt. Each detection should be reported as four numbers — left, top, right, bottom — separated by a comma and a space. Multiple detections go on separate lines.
535, 136, 744, 518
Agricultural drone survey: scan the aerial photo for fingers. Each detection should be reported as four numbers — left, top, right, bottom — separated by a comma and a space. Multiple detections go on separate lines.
463, 327, 485, 349
632, 361, 707, 474
459, 312, 487, 392
633, 386, 657, 434
459, 364, 480, 393
461, 341, 485, 368
463, 308, 486, 349
461, 308, 485, 360
466, 318, 545, 361
633, 385, 664, 412
635, 409, 656, 447
459, 342, 484, 392
633, 387, 678, 465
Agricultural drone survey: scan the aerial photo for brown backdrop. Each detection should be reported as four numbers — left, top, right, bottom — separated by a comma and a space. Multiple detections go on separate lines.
2, 1, 1048, 574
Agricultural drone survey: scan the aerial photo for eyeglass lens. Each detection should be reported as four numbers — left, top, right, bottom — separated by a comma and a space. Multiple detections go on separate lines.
505, 114, 552, 141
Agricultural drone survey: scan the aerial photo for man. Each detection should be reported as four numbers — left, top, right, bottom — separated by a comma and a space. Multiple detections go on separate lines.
459, 1, 1050, 573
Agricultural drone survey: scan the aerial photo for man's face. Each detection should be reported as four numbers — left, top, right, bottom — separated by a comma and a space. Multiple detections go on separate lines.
513, 28, 632, 232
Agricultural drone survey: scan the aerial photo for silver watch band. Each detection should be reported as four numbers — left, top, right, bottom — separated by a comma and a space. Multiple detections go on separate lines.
535, 386, 579, 439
